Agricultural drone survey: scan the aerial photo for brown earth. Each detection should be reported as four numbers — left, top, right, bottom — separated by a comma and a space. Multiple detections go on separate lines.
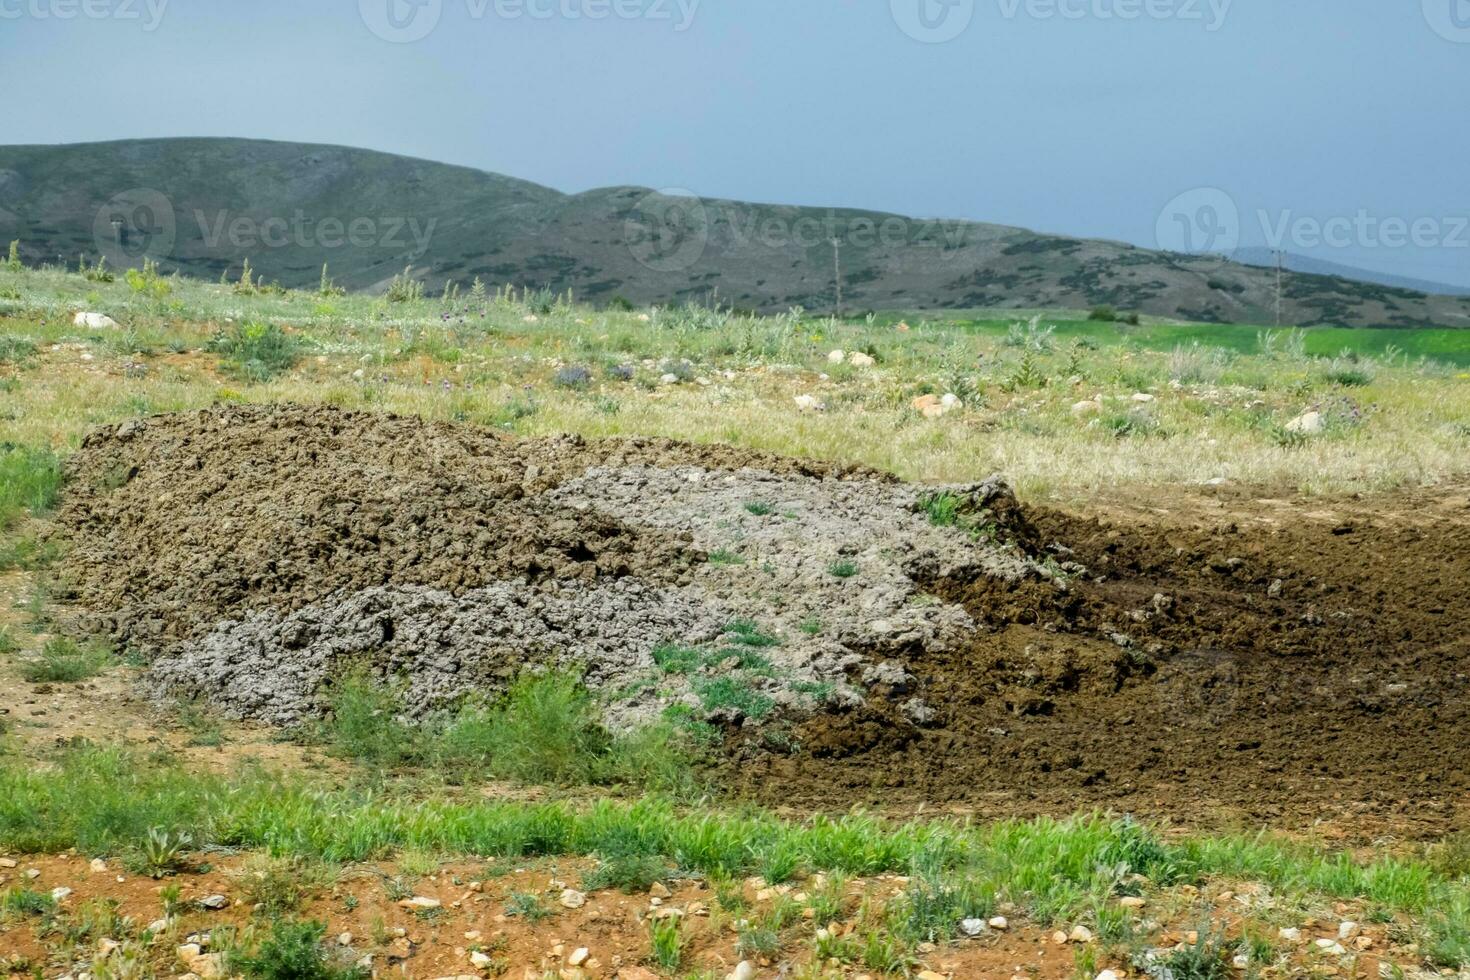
737, 485, 1470, 840
0, 852, 1410, 980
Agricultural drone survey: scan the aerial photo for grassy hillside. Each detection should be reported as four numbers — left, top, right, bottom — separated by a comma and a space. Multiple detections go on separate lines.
4, 137, 1470, 329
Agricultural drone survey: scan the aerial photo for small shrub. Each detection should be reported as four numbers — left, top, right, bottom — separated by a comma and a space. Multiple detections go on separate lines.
124, 258, 172, 298
554, 365, 593, 388
920, 491, 961, 527
235, 918, 363, 980
649, 916, 684, 972
21, 637, 113, 682
1142, 928, 1232, 980
707, 549, 745, 566
827, 560, 859, 579
504, 892, 552, 923
126, 827, 192, 879
0, 336, 36, 363
693, 676, 775, 721
81, 255, 114, 283
743, 501, 773, 516
583, 853, 670, 894
322, 672, 416, 768
736, 924, 780, 959
385, 266, 424, 303
652, 644, 704, 675
234, 855, 316, 917
5, 240, 20, 271
209, 322, 301, 382
0, 887, 54, 921
0, 444, 63, 530
1088, 305, 1118, 322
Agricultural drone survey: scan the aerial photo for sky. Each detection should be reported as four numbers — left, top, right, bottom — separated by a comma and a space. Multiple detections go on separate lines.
3, 0, 1469, 287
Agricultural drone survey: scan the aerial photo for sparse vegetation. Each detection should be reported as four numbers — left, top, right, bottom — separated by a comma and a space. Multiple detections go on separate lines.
19, 636, 113, 682
208, 321, 301, 381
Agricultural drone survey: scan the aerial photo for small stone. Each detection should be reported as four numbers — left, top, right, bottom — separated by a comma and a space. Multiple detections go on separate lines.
726, 964, 756, 980
1119, 896, 1146, 908
827, 350, 845, 364
51, 886, 72, 901
793, 394, 825, 412
1315, 938, 1347, 955
1095, 971, 1121, 980
1338, 921, 1359, 940
1051, 930, 1069, 945
89, 858, 108, 873
1353, 935, 1374, 950
0, 858, 15, 868
1285, 410, 1325, 435
960, 918, 987, 937
916, 971, 947, 980
338, 932, 352, 947
568, 948, 590, 967
24, 868, 40, 879
559, 888, 587, 909
649, 881, 672, 899
987, 915, 1009, 931
1131, 392, 1156, 403
848, 352, 876, 368
74, 312, 122, 330
1279, 927, 1302, 942
198, 895, 229, 911
148, 918, 169, 934
1069, 925, 1094, 944
177, 944, 204, 960
464, 931, 482, 942
97, 938, 120, 957
469, 951, 493, 968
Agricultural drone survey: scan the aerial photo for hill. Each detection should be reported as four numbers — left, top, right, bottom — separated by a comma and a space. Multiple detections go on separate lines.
3, 136, 1469, 328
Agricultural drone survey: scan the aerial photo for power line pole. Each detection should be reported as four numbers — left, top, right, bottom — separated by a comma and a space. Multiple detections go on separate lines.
1274, 250, 1284, 328
830, 238, 844, 317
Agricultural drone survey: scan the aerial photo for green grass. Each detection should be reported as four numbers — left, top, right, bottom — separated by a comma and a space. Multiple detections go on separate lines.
0, 443, 62, 531
648, 916, 684, 972
320, 670, 700, 794
0, 743, 1465, 965
233, 918, 364, 980
19, 637, 113, 683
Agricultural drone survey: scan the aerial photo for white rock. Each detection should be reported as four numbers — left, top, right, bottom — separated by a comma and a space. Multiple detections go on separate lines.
940, 393, 963, 410
401, 896, 441, 909
1096, 971, 1122, 980
74, 312, 121, 329
1131, 392, 1156, 403
337, 932, 352, 946
1338, 921, 1359, 940
89, 858, 108, 874
660, 373, 680, 385
197, 895, 229, 911
559, 888, 586, 909
827, 349, 846, 364
51, 887, 73, 901
0, 858, 15, 868
469, 951, 493, 968
960, 917, 987, 936
1071, 399, 1102, 415
988, 915, 1009, 931
1279, 927, 1302, 942
848, 352, 876, 367
1069, 925, 1094, 943
567, 947, 590, 966
1285, 411, 1325, 435
792, 394, 825, 412
1233, 954, 1250, 968
1314, 938, 1347, 955
147, 918, 169, 934
727, 962, 756, 980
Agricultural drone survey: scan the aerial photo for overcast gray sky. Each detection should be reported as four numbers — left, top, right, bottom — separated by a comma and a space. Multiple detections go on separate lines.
3, 0, 1468, 286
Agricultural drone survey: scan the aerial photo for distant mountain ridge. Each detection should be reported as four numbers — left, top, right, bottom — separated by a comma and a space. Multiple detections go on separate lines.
2, 137, 1469, 328
1233, 247, 1470, 299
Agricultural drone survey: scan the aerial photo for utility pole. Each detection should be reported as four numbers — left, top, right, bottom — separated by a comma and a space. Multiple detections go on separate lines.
1274, 250, 1284, 328
831, 238, 844, 318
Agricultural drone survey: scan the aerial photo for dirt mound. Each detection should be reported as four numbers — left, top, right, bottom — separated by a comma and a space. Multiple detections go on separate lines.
55, 404, 1029, 725
734, 489, 1470, 838
57, 404, 885, 649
